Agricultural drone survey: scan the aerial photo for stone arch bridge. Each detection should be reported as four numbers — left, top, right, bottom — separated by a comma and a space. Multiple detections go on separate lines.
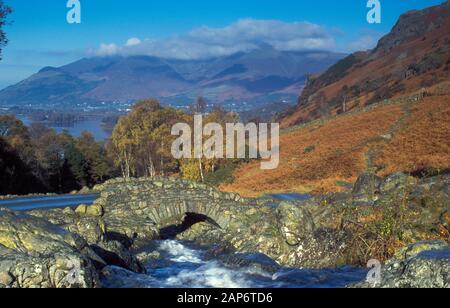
90, 177, 343, 270
94, 177, 263, 241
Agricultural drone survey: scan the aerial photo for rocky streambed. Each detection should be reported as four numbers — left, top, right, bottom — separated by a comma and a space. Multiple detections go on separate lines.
0, 173, 449, 288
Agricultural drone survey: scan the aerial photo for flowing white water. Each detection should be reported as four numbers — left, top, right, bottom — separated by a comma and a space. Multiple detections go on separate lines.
159, 240, 204, 264
101, 240, 368, 288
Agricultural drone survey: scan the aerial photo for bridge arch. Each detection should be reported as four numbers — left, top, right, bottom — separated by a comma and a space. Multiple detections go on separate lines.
159, 212, 222, 239
143, 200, 227, 239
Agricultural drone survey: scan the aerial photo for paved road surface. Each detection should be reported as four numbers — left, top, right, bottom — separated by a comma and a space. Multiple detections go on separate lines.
0, 194, 100, 211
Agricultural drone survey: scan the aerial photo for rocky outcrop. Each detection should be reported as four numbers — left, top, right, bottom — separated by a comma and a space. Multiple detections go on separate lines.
0, 209, 101, 288
352, 172, 421, 205
91, 240, 145, 273
375, 1, 450, 52
29, 207, 106, 244
28, 205, 146, 274
352, 241, 450, 288
352, 172, 382, 204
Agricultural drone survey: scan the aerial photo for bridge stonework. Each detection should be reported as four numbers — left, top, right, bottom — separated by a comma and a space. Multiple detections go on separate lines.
93, 177, 257, 240
92, 177, 347, 269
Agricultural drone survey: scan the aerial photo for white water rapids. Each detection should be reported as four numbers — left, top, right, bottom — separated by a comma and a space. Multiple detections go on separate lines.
101, 240, 368, 288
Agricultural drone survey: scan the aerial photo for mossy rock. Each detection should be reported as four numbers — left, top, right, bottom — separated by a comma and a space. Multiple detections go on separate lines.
75, 204, 104, 217
393, 240, 448, 261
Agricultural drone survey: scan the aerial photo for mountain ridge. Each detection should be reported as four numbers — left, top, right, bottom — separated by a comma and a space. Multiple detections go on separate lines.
0, 47, 346, 109
280, 1, 450, 128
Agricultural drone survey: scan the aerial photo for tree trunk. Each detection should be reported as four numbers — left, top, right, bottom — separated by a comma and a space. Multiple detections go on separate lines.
199, 158, 204, 182
148, 153, 156, 178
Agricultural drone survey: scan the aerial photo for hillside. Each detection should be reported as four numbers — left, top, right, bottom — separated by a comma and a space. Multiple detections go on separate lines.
222, 2, 450, 197
222, 82, 450, 197
281, 1, 450, 128
0, 47, 344, 110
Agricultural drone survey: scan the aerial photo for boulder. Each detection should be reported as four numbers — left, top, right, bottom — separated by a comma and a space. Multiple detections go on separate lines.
135, 250, 162, 264
218, 252, 281, 273
91, 240, 145, 273
276, 202, 315, 246
29, 208, 106, 245
78, 187, 92, 194
393, 240, 448, 261
75, 203, 104, 217
380, 172, 418, 193
75, 204, 88, 215
86, 204, 105, 217
0, 209, 100, 288
352, 241, 450, 288
100, 266, 148, 288
352, 173, 382, 204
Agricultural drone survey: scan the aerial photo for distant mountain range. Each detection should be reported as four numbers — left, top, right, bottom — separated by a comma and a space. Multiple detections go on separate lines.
0, 47, 345, 110
281, 1, 450, 127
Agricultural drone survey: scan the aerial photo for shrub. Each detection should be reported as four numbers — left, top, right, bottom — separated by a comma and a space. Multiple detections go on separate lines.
304, 145, 316, 154
181, 161, 201, 182
204, 163, 237, 187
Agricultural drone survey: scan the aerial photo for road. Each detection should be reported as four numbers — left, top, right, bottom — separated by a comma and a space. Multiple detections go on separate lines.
0, 193, 100, 211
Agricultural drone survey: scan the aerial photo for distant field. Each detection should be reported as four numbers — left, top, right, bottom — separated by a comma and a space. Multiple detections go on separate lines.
221, 84, 450, 197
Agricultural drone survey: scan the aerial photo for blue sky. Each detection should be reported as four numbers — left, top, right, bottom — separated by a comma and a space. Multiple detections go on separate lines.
0, 0, 445, 89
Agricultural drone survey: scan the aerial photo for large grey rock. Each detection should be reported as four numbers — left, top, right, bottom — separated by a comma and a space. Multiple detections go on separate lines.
276, 202, 315, 246
218, 252, 281, 273
352, 241, 450, 288
91, 240, 145, 274
352, 173, 382, 204
0, 209, 100, 288
29, 208, 146, 274
29, 208, 106, 245
380, 172, 418, 193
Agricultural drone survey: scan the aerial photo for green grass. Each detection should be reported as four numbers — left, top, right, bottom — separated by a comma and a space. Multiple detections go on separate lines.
204, 163, 239, 187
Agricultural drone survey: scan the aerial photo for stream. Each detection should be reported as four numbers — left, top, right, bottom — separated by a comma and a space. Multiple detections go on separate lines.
101, 240, 368, 288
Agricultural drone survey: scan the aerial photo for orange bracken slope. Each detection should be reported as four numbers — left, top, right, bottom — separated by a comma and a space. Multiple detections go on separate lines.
222, 84, 450, 197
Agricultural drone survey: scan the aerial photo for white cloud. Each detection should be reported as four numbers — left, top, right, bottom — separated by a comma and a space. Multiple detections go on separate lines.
94, 43, 120, 56
89, 19, 337, 59
125, 37, 142, 47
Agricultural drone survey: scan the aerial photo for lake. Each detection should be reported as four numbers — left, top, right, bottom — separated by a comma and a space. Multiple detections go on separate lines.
17, 115, 111, 141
